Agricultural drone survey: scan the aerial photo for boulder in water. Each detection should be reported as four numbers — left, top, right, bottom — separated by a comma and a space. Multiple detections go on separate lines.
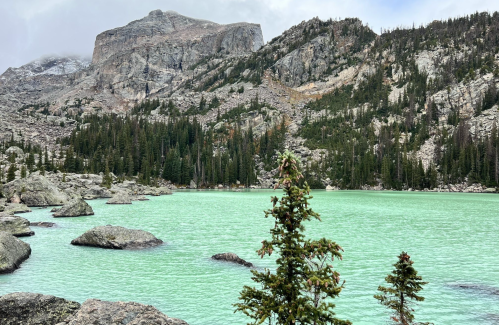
53, 198, 94, 217
71, 225, 163, 249
0, 231, 31, 273
3, 203, 32, 214
30, 221, 56, 228
0, 214, 34, 236
211, 252, 253, 267
0, 292, 80, 325
58, 299, 188, 325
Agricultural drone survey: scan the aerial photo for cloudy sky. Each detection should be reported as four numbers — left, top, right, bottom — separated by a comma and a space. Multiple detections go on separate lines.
1, 0, 498, 73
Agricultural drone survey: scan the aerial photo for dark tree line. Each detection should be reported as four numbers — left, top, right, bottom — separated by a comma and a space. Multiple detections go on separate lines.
58, 112, 286, 187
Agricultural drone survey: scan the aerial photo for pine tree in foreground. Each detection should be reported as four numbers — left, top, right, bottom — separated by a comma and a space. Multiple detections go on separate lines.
374, 252, 432, 325
235, 150, 349, 325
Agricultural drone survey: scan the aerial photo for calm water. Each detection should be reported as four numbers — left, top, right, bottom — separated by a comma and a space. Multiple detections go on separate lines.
1, 190, 499, 325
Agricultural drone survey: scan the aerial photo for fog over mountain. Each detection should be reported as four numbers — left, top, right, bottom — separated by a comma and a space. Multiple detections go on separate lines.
1, 0, 498, 73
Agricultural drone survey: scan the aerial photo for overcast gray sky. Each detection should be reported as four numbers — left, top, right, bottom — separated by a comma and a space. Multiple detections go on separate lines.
1, 0, 498, 74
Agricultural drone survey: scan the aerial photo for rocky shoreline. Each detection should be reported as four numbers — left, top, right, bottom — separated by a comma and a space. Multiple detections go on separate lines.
0, 292, 189, 325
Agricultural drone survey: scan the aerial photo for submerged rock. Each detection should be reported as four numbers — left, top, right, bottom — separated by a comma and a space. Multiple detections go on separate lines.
30, 221, 56, 228
449, 283, 499, 296
0, 232, 31, 273
211, 252, 253, 267
0, 292, 80, 325
71, 226, 163, 249
3, 174, 68, 207
58, 299, 188, 325
53, 198, 94, 217
106, 192, 132, 204
131, 195, 149, 201
0, 214, 34, 236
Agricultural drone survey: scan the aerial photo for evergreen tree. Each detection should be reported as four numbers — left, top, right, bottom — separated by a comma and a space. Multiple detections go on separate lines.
20, 165, 27, 179
7, 164, 16, 182
374, 252, 431, 325
235, 151, 349, 325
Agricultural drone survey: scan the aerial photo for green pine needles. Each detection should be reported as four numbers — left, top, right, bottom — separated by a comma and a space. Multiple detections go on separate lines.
235, 150, 350, 325
374, 252, 431, 325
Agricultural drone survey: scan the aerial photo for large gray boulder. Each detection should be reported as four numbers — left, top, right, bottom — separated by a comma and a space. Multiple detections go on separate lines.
83, 185, 113, 199
211, 252, 253, 267
53, 198, 94, 218
3, 175, 69, 207
0, 214, 34, 236
0, 292, 80, 325
3, 203, 32, 214
5, 146, 24, 157
71, 226, 163, 249
0, 232, 31, 273
106, 192, 132, 204
58, 299, 188, 325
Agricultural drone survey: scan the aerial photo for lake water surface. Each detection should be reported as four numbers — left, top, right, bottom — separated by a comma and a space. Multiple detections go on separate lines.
1, 190, 499, 324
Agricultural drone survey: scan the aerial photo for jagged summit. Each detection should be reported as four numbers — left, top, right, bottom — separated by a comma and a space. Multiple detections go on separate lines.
92, 10, 264, 64
0, 55, 91, 80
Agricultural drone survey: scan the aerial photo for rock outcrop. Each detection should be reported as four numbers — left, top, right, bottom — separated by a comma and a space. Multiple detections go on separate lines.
71, 226, 163, 249
0, 292, 81, 325
211, 252, 253, 267
3, 203, 32, 214
3, 174, 68, 207
57, 299, 189, 325
53, 198, 94, 217
106, 192, 132, 204
0, 10, 263, 114
0, 214, 34, 236
0, 232, 31, 273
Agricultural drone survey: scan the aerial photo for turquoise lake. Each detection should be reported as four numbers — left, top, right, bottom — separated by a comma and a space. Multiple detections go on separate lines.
1, 190, 499, 324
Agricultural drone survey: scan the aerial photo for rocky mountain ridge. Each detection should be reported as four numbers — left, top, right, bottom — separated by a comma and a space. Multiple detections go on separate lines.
1, 10, 499, 190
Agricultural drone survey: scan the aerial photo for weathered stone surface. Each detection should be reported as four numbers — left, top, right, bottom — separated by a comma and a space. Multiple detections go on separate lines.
59, 299, 188, 325
5, 146, 24, 157
0, 214, 34, 236
106, 192, 132, 204
71, 226, 163, 249
0, 292, 80, 325
83, 185, 113, 199
30, 221, 56, 228
211, 252, 253, 267
0, 232, 31, 273
189, 180, 197, 189
53, 198, 94, 217
3, 203, 32, 214
3, 175, 68, 207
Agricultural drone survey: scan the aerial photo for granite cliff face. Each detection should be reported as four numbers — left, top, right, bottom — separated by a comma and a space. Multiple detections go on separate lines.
0, 10, 263, 114
1, 11, 499, 190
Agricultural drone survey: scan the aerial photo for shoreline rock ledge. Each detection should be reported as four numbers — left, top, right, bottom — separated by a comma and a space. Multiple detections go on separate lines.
0, 292, 80, 325
211, 252, 254, 267
0, 214, 34, 236
0, 292, 189, 325
0, 232, 31, 274
71, 225, 163, 249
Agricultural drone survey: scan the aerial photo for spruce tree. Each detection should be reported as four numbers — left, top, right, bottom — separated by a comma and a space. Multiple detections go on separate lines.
235, 150, 349, 325
374, 252, 431, 325
7, 164, 16, 182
